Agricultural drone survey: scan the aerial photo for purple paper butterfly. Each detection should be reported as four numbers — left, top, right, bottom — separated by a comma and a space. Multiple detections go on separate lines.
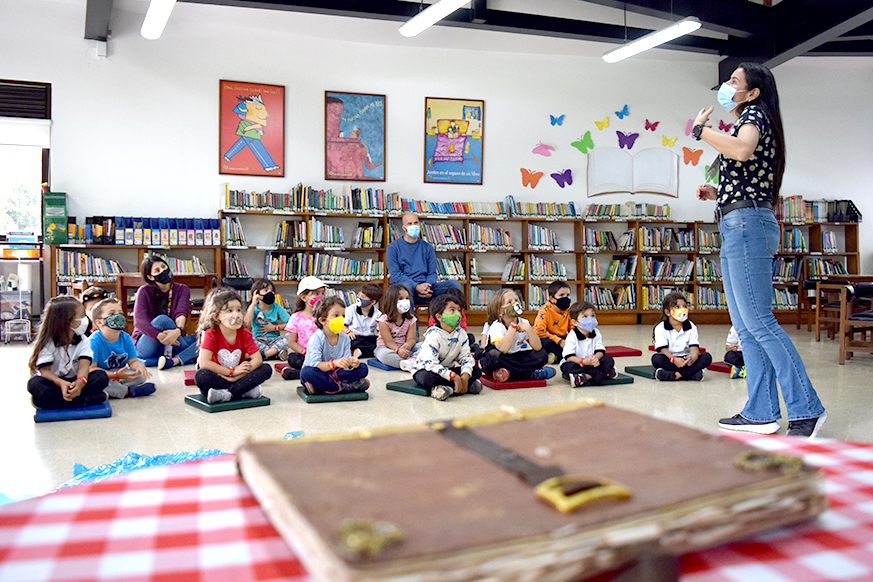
616, 131, 639, 150
551, 169, 572, 188
685, 118, 694, 136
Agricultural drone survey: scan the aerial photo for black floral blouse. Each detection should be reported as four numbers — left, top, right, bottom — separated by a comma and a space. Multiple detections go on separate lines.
717, 105, 776, 206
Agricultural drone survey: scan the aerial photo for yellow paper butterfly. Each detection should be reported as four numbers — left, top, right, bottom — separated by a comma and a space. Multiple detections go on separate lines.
594, 117, 609, 131
662, 135, 677, 147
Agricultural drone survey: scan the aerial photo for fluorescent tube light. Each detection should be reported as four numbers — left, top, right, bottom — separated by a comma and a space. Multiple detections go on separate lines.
602, 16, 701, 63
399, 0, 470, 38
141, 0, 177, 40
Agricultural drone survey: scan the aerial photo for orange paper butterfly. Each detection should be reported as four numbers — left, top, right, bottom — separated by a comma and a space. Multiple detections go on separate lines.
520, 168, 544, 188
682, 147, 703, 166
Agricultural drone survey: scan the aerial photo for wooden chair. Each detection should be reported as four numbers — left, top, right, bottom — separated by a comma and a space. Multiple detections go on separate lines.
838, 283, 873, 364
813, 276, 873, 342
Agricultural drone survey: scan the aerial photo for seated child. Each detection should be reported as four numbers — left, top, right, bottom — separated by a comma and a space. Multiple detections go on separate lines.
534, 281, 573, 364
344, 284, 383, 359
480, 289, 553, 382
245, 278, 290, 360
280, 276, 328, 381
725, 325, 745, 378
652, 292, 712, 381
413, 294, 483, 401
195, 288, 272, 403
374, 283, 422, 370
81, 285, 109, 336
27, 296, 109, 409
301, 296, 370, 394
560, 301, 616, 387
89, 298, 155, 398
426, 287, 482, 359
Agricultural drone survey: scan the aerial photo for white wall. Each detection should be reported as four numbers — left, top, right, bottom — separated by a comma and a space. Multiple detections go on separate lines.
5, 0, 873, 269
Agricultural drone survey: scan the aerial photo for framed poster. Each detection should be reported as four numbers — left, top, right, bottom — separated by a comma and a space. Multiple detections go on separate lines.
219, 80, 284, 177
325, 91, 385, 181
424, 97, 484, 185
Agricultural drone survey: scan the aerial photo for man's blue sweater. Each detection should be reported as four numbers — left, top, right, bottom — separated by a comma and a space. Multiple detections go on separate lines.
386, 236, 438, 292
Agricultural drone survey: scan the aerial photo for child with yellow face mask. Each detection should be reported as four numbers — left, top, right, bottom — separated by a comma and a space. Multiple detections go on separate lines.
299, 297, 370, 395
652, 292, 712, 381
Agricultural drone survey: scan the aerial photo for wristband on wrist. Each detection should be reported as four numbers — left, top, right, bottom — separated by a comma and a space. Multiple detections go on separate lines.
509, 321, 518, 329
450, 371, 457, 381
329, 360, 336, 371
112, 371, 119, 381
228, 366, 235, 376
76, 376, 86, 384
670, 356, 675, 364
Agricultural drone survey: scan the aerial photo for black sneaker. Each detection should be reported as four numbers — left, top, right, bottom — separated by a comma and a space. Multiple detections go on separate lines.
343, 378, 370, 393
655, 368, 675, 381
786, 411, 827, 439
281, 367, 300, 380
717, 413, 780, 434
691, 369, 705, 381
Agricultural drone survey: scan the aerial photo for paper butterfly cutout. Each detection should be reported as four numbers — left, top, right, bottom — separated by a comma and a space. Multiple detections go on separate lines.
662, 136, 677, 147
570, 131, 594, 154
595, 116, 609, 130
685, 118, 694, 136
520, 168, 544, 188
615, 104, 629, 119
705, 164, 719, 184
550, 114, 565, 126
551, 169, 573, 188
532, 142, 555, 156
645, 119, 659, 131
616, 131, 639, 150
719, 119, 733, 132
683, 147, 703, 166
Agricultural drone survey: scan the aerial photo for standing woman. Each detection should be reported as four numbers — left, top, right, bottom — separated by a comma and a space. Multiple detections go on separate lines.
693, 63, 826, 438
133, 255, 199, 369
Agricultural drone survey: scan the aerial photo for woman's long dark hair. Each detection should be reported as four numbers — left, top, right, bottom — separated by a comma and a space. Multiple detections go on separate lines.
140, 254, 171, 316
736, 62, 786, 198
29, 296, 82, 374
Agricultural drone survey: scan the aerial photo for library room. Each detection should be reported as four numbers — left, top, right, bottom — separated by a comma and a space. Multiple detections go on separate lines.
2, 1, 873, 581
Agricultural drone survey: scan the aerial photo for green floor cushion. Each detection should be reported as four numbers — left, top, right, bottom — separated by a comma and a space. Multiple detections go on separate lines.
296, 385, 369, 403
184, 393, 271, 412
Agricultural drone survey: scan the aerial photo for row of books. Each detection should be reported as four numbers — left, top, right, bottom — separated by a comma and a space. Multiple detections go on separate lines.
584, 203, 671, 220
224, 217, 247, 247
266, 252, 385, 282
529, 255, 567, 281
468, 223, 514, 250
527, 285, 546, 310
528, 224, 560, 251
153, 253, 209, 275
66, 217, 220, 247
401, 199, 505, 216
470, 257, 481, 281
584, 257, 601, 281
697, 288, 728, 310
772, 288, 798, 310
506, 197, 579, 218
224, 252, 249, 277
822, 231, 839, 254
469, 286, 499, 310
642, 257, 694, 282
698, 230, 722, 253
674, 229, 695, 251
500, 257, 525, 281
778, 196, 862, 224
423, 224, 466, 250
641, 286, 693, 310
696, 257, 723, 283
807, 257, 849, 278
225, 184, 405, 215
352, 222, 383, 249
582, 229, 617, 252
55, 249, 125, 281
603, 256, 638, 281
584, 285, 636, 310
308, 218, 345, 249
783, 228, 807, 253
772, 257, 801, 283
326, 287, 358, 307
435, 257, 466, 280
639, 227, 678, 253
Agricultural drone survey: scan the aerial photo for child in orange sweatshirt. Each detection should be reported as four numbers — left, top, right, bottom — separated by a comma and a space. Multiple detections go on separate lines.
534, 281, 572, 365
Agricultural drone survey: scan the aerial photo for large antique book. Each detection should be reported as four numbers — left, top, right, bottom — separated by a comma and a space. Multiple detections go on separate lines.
237, 401, 826, 582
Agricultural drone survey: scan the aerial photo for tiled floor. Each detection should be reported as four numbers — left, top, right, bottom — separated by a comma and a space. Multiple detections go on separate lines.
3, 323, 872, 499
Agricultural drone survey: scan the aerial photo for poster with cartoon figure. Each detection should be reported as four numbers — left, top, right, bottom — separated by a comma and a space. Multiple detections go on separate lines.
219, 80, 284, 177
424, 97, 484, 185
325, 91, 385, 181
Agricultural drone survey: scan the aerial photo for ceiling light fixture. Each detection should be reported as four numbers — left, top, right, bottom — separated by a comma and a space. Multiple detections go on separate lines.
602, 16, 701, 63
141, 0, 177, 40
399, 0, 470, 38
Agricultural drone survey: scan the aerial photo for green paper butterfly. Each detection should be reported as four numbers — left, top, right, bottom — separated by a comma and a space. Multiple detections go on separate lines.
571, 131, 595, 154
705, 164, 719, 184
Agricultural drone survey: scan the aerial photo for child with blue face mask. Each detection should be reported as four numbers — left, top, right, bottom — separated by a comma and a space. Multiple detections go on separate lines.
560, 301, 616, 387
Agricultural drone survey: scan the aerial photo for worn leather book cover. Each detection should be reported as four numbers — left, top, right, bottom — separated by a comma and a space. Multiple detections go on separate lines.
236, 401, 826, 582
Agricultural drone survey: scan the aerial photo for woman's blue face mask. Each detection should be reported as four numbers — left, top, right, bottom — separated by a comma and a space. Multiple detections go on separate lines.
718, 83, 751, 113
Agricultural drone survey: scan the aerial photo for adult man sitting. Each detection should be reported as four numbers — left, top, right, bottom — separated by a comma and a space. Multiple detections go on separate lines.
387, 212, 462, 304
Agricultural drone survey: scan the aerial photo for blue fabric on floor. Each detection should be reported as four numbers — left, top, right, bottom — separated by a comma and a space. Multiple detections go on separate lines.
367, 358, 400, 371
59, 449, 224, 490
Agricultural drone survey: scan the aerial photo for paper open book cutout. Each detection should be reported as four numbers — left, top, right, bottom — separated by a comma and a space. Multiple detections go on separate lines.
587, 147, 679, 197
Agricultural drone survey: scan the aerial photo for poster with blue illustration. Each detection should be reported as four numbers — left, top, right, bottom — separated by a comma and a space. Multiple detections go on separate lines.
325, 91, 385, 181
424, 97, 484, 185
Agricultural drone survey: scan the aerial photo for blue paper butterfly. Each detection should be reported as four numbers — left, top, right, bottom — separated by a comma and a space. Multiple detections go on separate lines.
550, 114, 565, 126
615, 104, 629, 119
616, 131, 639, 150
551, 169, 573, 188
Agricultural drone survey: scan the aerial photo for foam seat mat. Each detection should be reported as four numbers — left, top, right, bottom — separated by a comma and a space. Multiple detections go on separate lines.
367, 359, 400, 371
184, 393, 271, 412
604, 345, 643, 357
561, 372, 635, 386
183, 370, 196, 385
386, 379, 430, 397
648, 345, 707, 353
480, 375, 547, 390
296, 385, 369, 403
708, 361, 732, 373
624, 365, 656, 379
34, 401, 112, 423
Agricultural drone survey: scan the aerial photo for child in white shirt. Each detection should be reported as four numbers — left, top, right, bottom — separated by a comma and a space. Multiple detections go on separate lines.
725, 325, 745, 378
345, 284, 382, 359
479, 289, 552, 383
652, 292, 712, 381
561, 301, 616, 387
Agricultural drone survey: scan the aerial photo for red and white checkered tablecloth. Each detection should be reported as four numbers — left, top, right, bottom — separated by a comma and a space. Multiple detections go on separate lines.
2, 433, 873, 582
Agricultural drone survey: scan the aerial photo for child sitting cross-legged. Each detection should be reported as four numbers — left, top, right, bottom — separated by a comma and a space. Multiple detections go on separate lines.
245, 278, 290, 361
412, 293, 483, 401
344, 284, 383, 359
89, 298, 155, 398
534, 281, 573, 365
374, 283, 422, 370
560, 301, 616, 387
652, 292, 712, 382
300, 296, 370, 394
195, 287, 273, 404
480, 288, 553, 383
725, 325, 746, 379
280, 276, 328, 381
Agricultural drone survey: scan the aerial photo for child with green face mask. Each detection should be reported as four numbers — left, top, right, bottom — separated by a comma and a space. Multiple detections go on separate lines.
411, 294, 482, 401
299, 296, 370, 395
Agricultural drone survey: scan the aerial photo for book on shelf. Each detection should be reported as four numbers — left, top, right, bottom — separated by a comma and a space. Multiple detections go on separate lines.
500, 257, 525, 282
697, 229, 721, 253
639, 227, 675, 252
582, 229, 617, 252
436, 256, 465, 281
585, 257, 600, 281
807, 257, 849, 278
55, 248, 126, 281
772, 287, 798, 310
527, 284, 546, 310
152, 253, 207, 274
604, 256, 636, 281
326, 287, 357, 307
587, 148, 679, 197
65, 216, 218, 247
584, 202, 672, 221
470, 286, 497, 310
224, 252, 249, 277
617, 231, 636, 251
469, 257, 481, 282
782, 228, 807, 253
697, 287, 727, 310
309, 217, 345, 249
223, 216, 247, 247
772, 257, 801, 283
822, 231, 838, 254
695, 257, 722, 283
424, 223, 466, 250
527, 224, 560, 251
584, 285, 635, 310
351, 222, 383, 249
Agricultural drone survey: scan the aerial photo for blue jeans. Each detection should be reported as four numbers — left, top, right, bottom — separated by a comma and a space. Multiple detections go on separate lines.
135, 315, 199, 367
223, 136, 277, 170
719, 206, 824, 422
412, 279, 463, 305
